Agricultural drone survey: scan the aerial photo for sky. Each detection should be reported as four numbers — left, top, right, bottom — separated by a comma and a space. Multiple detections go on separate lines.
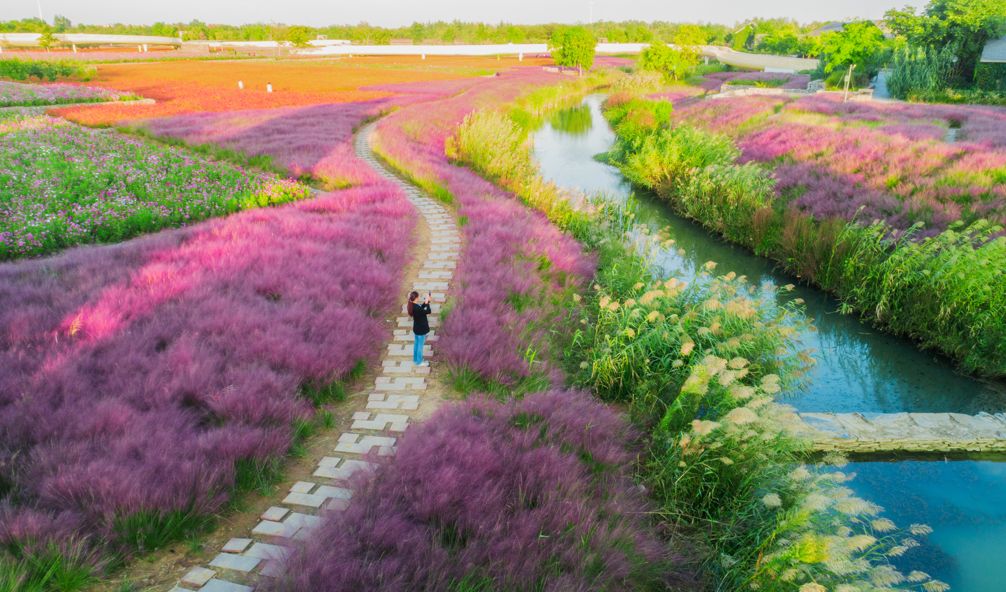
3, 0, 921, 27
1, 0, 925, 27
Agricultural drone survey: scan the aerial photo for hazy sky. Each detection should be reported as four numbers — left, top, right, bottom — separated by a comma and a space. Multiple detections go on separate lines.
3, 0, 920, 27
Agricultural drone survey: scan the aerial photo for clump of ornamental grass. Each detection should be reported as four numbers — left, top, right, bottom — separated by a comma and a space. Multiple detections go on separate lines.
268, 390, 684, 592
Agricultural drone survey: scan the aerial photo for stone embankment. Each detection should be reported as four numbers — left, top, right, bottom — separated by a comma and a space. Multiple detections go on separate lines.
793, 412, 1006, 454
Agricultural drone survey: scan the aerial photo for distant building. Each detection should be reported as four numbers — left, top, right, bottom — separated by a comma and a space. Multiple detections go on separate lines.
809, 22, 845, 37
977, 35, 1006, 91
981, 35, 1006, 63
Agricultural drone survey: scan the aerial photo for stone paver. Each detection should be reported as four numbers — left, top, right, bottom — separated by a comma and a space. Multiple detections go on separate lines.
181, 567, 216, 588
209, 553, 260, 573
170, 121, 456, 591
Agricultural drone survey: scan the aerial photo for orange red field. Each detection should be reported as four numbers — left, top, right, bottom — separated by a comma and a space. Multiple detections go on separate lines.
54, 55, 551, 125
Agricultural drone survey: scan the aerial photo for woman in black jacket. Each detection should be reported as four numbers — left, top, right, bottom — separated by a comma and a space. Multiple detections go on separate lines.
407, 291, 432, 367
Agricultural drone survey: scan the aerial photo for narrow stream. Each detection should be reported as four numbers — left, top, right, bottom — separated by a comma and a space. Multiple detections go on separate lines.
533, 94, 1006, 591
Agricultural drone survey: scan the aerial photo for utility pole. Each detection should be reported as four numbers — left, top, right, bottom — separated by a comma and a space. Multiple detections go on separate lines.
36, 0, 43, 21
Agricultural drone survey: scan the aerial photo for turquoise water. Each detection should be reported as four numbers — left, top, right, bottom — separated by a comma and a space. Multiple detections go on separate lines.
533, 94, 1006, 590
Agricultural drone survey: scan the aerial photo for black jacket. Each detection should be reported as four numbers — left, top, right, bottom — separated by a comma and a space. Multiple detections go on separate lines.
410, 301, 432, 336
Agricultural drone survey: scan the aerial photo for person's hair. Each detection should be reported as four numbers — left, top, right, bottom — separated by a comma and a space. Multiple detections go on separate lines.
408, 291, 419, 317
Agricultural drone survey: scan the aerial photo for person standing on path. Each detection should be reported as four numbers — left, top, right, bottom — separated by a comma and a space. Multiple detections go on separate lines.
408, 290, 432, 367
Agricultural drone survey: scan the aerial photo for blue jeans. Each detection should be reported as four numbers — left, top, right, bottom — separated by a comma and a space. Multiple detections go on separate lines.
413, 332, 427, 365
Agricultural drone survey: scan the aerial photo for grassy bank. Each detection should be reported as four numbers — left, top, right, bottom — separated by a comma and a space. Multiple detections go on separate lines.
448, 83, 947, 591
602, 95, 1006, 378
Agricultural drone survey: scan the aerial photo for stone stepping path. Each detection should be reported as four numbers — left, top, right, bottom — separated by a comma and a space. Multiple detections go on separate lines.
168, 122, 458, 591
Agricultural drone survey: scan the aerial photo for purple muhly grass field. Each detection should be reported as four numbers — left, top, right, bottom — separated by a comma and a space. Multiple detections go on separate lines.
0, 81, 124, 106
700, 71, 811, 92
268, 390, 676, 592
141, 78, 483, 190
672, 94, 1006, 234
0, 183, 414, 561
143, 101, 392, 188
373, 71, 596, 384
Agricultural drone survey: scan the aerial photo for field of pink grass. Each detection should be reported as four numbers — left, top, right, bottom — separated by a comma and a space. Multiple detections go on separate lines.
673, 94, 1006, 235
373, 70, 596, 384
268, 389, 676, 592
0, 182, 414, 567
141, 78, 487, 189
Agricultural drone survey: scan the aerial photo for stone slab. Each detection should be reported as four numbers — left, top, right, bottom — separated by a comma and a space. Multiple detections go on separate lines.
181, 567, 216, 587
209, 553, 260, 573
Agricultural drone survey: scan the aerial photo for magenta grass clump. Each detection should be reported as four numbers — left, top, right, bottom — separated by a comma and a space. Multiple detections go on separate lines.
268, 390, 677, 592
372, 71, 596, 384
0, 182, 414, 565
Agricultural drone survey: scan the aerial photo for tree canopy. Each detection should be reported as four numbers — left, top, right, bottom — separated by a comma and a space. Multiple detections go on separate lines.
549, 26, 596, 73
886, 0, 1006, 84
818, 21, 891, 86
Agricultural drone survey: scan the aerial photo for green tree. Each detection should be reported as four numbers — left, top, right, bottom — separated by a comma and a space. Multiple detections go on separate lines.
285, 26, 313, 47
673, 24, 708, 47
818, 21, 890, 86
639, 40, 700, 81
52, 14, 71, 33
886, 0, 1006, 86
37, 29, 56, 51
549, 26, 596, 74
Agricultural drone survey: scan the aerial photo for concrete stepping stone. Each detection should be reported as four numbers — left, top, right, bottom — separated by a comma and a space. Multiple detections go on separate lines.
221, 538, 252, 554
244, 542, 290, 562
261, 506, 289, 522
414, 281, 449, 291
382, 360, 430, 375
367, 393, 420, 410
200, 580, 253, 592
352, 411, 410, 432
419, 270, 453, 279
209, 552, 260, 573
334, 432, 396, 455
181, 567, 216, 588
314, 456, 374, 480
252, 519, 297, 539
375, 376, 426, 391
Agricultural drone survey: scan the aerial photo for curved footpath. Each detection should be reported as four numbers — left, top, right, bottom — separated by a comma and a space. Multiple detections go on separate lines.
167, 122, 460, 592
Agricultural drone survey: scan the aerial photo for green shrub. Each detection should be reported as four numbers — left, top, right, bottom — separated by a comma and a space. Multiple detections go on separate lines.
0, 58, 95, 82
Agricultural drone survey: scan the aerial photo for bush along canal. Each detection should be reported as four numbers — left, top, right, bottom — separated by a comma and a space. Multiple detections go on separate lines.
531, 94, 1006, 592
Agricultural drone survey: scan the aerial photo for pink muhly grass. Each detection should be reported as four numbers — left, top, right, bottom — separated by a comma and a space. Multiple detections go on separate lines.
267, 390, 678, 592
0, 183, 414, 562
372, 71, 596, 384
